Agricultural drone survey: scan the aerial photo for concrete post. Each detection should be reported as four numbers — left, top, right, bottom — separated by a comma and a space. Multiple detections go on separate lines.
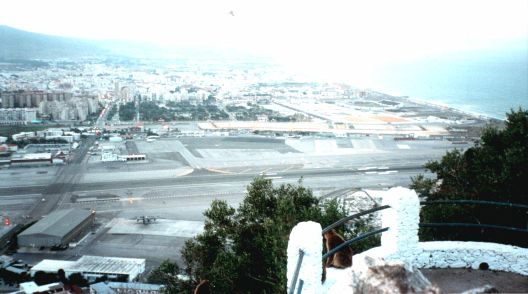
287, 221, 322, 294
380, 187, 420, 259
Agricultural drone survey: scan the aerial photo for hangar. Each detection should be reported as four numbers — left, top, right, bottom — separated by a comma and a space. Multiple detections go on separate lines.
17, 208, 94, 248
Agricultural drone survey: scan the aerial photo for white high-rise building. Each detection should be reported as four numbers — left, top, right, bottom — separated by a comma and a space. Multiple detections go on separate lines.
0, 108, 37, 125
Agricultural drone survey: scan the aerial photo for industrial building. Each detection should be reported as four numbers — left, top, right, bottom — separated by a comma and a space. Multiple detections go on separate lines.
10, 153, 53, 166
30, 256, 146, 282
17, 208, 94, 248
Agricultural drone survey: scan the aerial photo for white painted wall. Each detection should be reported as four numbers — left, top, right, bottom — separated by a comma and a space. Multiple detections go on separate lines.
286, 187, 528, 293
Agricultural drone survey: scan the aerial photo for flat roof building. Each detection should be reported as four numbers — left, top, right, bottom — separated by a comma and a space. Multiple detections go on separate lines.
17, 208, 94, 248
10, 153, 53, 166
17, 281, 70, 294
90, 282, 163, 294
30, 256, 146, 282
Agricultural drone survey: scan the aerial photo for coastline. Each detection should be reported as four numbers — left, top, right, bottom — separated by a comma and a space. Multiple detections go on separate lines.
405, 96, 504, 122
372, 88, 505, 121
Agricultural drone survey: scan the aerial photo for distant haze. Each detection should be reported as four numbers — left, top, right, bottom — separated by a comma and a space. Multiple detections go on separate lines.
1, 1, 527, 65
1, 0, 527, 117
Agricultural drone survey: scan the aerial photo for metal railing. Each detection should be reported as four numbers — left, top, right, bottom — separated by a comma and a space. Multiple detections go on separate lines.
322, 205, 390, 233
296, 280, 304, 294
288, 249, 305, 294
420, 200, 528, 209
419, 199, 528, 234
419, 222, 528, 233
322, 227, 389, 261
322, 204, 390, 263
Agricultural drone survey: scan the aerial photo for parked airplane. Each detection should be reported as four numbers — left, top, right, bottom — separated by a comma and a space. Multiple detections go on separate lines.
135, 216, 161, 225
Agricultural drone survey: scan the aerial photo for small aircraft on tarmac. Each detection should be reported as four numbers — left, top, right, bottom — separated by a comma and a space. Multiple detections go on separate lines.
135, 216, 162, 225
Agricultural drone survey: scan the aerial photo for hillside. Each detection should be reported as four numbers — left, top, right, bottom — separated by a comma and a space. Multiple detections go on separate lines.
0, 25, 107, 60
0, 25, 268, 63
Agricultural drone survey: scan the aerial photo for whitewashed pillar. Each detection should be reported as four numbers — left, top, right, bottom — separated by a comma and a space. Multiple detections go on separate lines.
287, 221, 322, 294
380, 187, 420, 260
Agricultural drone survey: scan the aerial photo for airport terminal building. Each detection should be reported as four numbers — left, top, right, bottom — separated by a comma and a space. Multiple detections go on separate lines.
17, 208, 94, 248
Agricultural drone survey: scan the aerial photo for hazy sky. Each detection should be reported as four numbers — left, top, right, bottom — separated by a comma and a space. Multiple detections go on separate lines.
1, 0, 527, 83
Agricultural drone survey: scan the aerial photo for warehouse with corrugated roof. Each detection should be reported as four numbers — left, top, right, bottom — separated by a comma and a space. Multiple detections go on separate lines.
30, 255, 146, 282
17, 208, 94, 248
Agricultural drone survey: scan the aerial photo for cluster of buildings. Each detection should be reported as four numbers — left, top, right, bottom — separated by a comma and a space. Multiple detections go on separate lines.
1, 208, 161, 293
0, 91, 73, 108
0, 58, 378, 128
29, 255, 146, 283
12, 128, 81, 143
2, 257, 162, 294
0, 91, 99, 122
38, 95, 99, 121
1, 128, 81, 166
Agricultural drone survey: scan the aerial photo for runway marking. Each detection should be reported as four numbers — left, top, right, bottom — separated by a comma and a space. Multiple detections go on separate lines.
281, 165, 296, 172
378, 171, 398, 175
66, 191, 240, 205
0, 184, 47, 188
358, 166, 377, 171
259, 167, 272, 174
205, 168, 236, 175
175, 168, 194, 177
238, 168, 252, 174
0, 193, 41, 198
73, 181, 245, 194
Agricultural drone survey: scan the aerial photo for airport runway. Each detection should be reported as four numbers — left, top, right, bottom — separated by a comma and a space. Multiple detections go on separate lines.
0, 134, 461, 228
0, 164, 424, 197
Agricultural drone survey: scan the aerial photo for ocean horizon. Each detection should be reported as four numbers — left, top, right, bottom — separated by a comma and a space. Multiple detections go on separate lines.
367, 49, 528, 120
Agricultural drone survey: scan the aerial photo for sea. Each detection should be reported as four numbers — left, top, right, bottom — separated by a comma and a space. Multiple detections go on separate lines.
367, 49, 528, 120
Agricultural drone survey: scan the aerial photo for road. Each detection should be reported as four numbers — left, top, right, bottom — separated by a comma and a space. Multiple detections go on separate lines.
95, 102, 112, 129
25, 136, 95, 220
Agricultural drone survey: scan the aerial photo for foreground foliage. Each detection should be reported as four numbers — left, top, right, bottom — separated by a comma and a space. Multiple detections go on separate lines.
411, 108, 527, 246
151, 177, 377, 293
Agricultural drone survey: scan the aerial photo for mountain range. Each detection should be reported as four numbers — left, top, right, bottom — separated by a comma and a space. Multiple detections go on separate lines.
0, 25, 266, 63
0, 25, 110, 60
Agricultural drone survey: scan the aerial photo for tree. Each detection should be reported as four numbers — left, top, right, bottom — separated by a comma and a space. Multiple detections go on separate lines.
57, 269, 67, 284
34, 271, 58, 285
94, 275, 108, 283
68, 273, 88, 287
147, 260, 186, 293
411, 108, 528, 246
155, 177, 376, 293
119, 102, 136, 121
